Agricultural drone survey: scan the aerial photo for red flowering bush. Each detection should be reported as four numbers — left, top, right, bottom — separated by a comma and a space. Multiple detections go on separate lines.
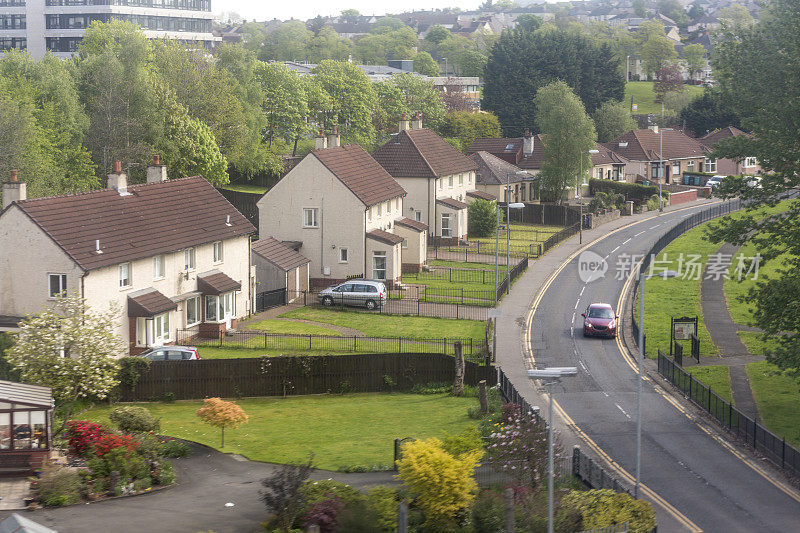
93, 433, 140, 457
65, 421, 110, 458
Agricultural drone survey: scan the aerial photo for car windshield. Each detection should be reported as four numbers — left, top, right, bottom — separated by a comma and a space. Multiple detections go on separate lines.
588, 308, 614, 319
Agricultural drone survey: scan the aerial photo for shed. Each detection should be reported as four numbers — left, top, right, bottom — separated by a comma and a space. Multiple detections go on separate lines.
0, 381, 53, 477
251, 237, 311, 306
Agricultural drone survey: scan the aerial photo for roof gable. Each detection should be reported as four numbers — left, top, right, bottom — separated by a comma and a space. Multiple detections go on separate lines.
606, 129, 707, 161
311, 144, 406, 206
373, 129, 478, 179
252, 236, 310, 271
15, 177, 254, 271
469, 151, 529, 185
699, 126, 750, 148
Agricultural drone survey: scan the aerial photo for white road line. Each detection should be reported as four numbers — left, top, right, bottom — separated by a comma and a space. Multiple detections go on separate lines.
579, 360, 589, 373
574, 300, 580, 310
571, 312, 576, 322
610, 245, 620, 253
622, 238, 631, 245
615, 403, 631, 419
579, 286, 585, 296
602, 392, 609, 397
634, 231, 646, 237
649, 225, 660, 230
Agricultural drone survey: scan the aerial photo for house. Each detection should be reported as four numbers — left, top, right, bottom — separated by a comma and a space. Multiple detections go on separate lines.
604, 127, 708, 184
372, 114, 478, 245
687, 14, 721, 33
698, 126, 761, 178
0, 158, 255, 354
469, 151, 535, 203
257, 131, 425, 289
251, 237, 310, 303
590, 144, 629, 182
468, 136, 525, 165
0, 380, 53, 476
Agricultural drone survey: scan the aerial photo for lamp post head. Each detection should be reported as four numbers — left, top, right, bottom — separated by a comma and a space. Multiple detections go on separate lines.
589, 149, 600, 154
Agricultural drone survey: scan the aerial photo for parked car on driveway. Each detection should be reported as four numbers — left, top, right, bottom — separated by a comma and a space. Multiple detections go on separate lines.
705, 175, 726, 188
138, 346, 200, 361
582, 303, 618, 338
318, 279, 387, 310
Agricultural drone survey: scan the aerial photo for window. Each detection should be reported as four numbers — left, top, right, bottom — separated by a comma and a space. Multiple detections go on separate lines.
439, 178, 443, 189
402, 238, 408, 249
119, 262, 131, 288
448, 176, 453, 188
458, 174, 463, 185
394, 198, 399, 211
186, 296, 200, 326
441, 213, 452, 237
414, 210, 422, 222
367, 207, 372, 221
213, 241, 223, 263
745, 157, 757, 167
385, 201, 390, 214
372, 251, 387, 280
468, 173, 472, 184
48, 274, 67, 298
339, 248, 349, 263
705, 158, 716, 173
153, 255, 165, 279
205, 295, 218, 322
377, 203, 382, 216
184, 247, 195, 270
651, 162, 664, 179
303, 208, 318, 228
673, 161, 680, 175
687, 160, 695, 172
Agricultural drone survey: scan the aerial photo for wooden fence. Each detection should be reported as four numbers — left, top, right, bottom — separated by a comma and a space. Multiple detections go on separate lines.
119, 353, 497, 401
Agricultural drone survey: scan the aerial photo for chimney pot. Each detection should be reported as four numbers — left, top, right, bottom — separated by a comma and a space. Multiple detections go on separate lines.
315, 130, 328, 150
411, 112, 423, 130
2, 170, 26, 209
153, 154, 160, 165
113, 160, 122, 173
327, 126, 341, 148
10, 170, 17, 182
146, 155, 168, 183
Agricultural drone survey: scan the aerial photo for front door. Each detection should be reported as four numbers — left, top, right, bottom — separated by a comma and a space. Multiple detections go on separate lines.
222, 292, 234, 328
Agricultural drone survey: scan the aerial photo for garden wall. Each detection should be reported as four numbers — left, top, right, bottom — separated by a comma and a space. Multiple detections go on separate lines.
669, 189, 697, 205
583, 209, 621, 229
118, 353, 497, 401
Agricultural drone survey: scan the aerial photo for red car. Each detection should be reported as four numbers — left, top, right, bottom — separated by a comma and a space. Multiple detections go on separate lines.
582, 303, 618, 338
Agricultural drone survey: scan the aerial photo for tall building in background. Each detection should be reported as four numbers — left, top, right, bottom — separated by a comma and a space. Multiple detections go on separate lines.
0, 0, 218, 59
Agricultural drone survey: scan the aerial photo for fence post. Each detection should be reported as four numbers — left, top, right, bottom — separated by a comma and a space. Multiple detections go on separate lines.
782, 437, 786, 468
398, 337, 402, 353
504, 488, 514, 533
309, 334, 312, 350
264, 332, 268, 350
398, 500, 408, 533
353, 335, 357, 351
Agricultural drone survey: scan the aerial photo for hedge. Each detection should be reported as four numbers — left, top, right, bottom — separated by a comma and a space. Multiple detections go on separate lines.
589, 179, 669, 202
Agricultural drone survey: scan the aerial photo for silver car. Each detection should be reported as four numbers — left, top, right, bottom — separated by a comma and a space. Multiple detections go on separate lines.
318, 280, 387, 310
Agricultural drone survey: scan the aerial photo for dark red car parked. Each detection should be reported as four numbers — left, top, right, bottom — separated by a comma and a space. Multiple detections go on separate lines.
582, 303, 618, 338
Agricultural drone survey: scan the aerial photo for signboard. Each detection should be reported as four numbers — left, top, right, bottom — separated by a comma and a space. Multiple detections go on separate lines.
632, 104, 638, 111
673, 321, 695, 340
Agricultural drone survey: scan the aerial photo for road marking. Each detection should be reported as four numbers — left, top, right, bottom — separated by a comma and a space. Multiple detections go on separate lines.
611, 245, 620, 253
579, 286, 585, 296
574, 300, 580, 310
602, 392, 610, 397
634, 231, 646, 237
579, 360, 589, 374
615, 403, 631, 419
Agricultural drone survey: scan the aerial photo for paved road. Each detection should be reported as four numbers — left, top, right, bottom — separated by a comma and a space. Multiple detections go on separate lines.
527, 203, 800, 532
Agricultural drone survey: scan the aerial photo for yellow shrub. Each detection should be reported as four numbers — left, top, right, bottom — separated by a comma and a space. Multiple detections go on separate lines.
560, 489, 656, 533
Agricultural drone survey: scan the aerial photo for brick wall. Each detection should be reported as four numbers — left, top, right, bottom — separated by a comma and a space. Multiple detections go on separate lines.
669, 189, 698, 205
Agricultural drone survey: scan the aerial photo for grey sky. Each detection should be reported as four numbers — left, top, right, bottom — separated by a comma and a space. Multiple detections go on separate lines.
215, 1, 484, 22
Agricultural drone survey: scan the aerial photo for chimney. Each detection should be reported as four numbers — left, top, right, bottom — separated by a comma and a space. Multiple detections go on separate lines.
2, 169, 26, 210
523, 130, 534, 157
649, 125, 659, 134
327, 125, 340, 148
315, 129, 328, 150
107, 160, 128, 195
411, 111, 423, 130
399, 113, 410, 132
146, 154, 168, 183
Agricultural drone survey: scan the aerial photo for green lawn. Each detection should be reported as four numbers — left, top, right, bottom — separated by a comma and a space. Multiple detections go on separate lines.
246, 319, 342, 336
471, 223, 563, 255
220, 183, 269, 194
428, 259, 510, 272
625, 81, 703, 115
401, 260, 505, 306
724, 243, 793, 327
79, 393, 478, 471
686, 365, 733, 403
279, 307, 485, 341
738, 331, 780, 356
746, 362, 800, 447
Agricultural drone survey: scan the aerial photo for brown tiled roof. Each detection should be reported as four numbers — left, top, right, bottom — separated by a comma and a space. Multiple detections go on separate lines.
605, 129, 707, 161
591, 143, 629, 166
467, 190, 497, 201
467, 137, 523, 156
517, 134, 546, 170
698, 126, 751, 148
252, 236, 310, 271
197, 270, 241, 295
13, 177, 254, 271
372, 129, 478, 179
366, 229, 404, 245
312, 144, 405, 206
469, 151, 530, 185
127, 288, 178, 317
394, 217, 428, 232
436, 197, 469, 210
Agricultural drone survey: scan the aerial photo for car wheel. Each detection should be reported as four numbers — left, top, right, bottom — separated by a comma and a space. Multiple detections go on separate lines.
365, 299, 377, 310
322, 296, 334, 306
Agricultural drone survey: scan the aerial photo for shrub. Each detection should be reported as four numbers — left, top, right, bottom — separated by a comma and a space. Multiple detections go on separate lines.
589, 178, 668, 202
486, 407, 556, 488
64, 420, 110, 458
470, 490, 504, 533
118, 356, 151, 389
560, 489, 656, 533
646, 194, 662, 211
86, 446, 149, 483
260, 459, 314, 532
36, 467, 82, 507
395, 438, 482, 528
300, 479, 365, 513
92, 433, 140, 457
196, 397, 249, 447
159, 437, 191, 458
365, 486, 398, 532
109, 405, 160, 433
301, 497, 345, 533
335, 498, 384, 533
468, 199, 498, 238
151, 459, 175, 485
442, 427, 485, 458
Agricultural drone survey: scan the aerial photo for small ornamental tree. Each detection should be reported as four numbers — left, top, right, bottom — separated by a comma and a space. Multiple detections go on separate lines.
468, 198, 497, 238
395, 437, 482, 529
653, 63, 684, 103
196, 397, 248, 447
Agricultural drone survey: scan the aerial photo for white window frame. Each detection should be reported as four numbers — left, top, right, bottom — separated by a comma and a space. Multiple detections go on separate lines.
687, 160, 695, 172
153, 254, 165, 280
745, 157, 757, 167
439, 178, 443, 189
705, 158, 716, 173
441, 213, 452, 238
385, 201, 390, 214
119, 262, 131, 289
339, 247, 349, 263
448, 176, 453, 188
213, 241, 223, 263
205, 295, 218, 322
184, 247, 195, 271
414, 210, 422, 222
377, 203, 382, 216
672, 161, 680, 175
303, 208, 318, 228
48, 273, 67, 299
458, 173, 463, 186
372, 251, 387, 280
185, 296, 200, 327
153, 312, 171, 345
402, 238, 409, 249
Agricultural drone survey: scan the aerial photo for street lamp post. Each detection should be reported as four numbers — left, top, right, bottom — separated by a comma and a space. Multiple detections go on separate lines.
528, 367, 578, 533
658, 128, 674, 213
493, 200, 524, 358
634, 269, 679, 499
505, 171, 528, 294
578, 149, 599, 244
443, 57, 448, 77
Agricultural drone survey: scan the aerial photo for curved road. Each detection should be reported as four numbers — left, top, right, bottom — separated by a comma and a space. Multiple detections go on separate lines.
524, 203, 800, 532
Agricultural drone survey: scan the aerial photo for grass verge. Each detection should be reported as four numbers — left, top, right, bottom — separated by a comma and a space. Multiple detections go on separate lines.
746, 362, 800, 447
246, 319, 343, 336
686, 365, 733, 403
625, 81, 703, 115
738, 331, 780, 356
79, 393, 477, 471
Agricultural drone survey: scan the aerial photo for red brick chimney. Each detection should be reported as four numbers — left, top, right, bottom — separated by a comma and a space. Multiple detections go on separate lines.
2, 169, 26, 210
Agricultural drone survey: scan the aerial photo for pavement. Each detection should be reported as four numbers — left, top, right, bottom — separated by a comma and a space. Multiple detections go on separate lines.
0, 479, 28, 511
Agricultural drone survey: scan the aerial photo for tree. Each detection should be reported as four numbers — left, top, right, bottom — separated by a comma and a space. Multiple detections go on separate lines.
373, 80, 407, 137
260, 459, 314, 533
262, 21, 312, 61
593, 100, 637, 142
681, 43, 706, 80
340, 9, 360, 24
641, 34, 677, 77
413, 51, 439, 76
311, 61, 376, 148
392, 73, 447, 133
425, 25, 451, 45
395, 438, 482, 529
653, 63, 684, 102
657, 0, 689, 27
717, 4, 754, 31
254, 62, 309, 149
707, 0, 800, 378
515, 14, 542, 33
441, 111, 502, 153
354, 26, 417, 64
688, 3, 705, 21
633, 0, 647, 17
468, 199, 497, 238
196, 397, 249, 447
534, 81, 597, 203
679, 88, 740, 136
6, 293, 122, 433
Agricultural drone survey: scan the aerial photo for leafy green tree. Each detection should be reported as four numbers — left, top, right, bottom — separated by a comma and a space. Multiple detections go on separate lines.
340, 9, 360, 23
633, 0, 648, 17
239, 21, 268, 54
515, 14, 542, 33
425, 25, 451, 45
440, 111, 502, 154
468, 199, 497, 238
413, 51, 439, 76
681, 43, 706, 80
311, 60, 376, 147
641, 33, 677, 77
593, 101, 637, 142
373, 80, 407, 137
354, 26, 417, 64
458, 50, 488, 77
534, 81, 597, 203
254, 62, 309, 149
657, 0, 689, 27
306, 26, 351, 62
262, 21, 312, 61
708, 0, 800, 378
483, 28, 623, 135
679, 88, 740, 136
688, 3, 705, 20
561, 489, 656, 533
717, 4, 754, 30
372, 17, 406, 32
392, 73, 447, 133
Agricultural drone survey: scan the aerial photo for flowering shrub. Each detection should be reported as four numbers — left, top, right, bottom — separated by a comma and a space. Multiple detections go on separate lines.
65, 421, 110, 458
92, 433, 140, 457
486, 405, 559, 487
301, 497, 345, 533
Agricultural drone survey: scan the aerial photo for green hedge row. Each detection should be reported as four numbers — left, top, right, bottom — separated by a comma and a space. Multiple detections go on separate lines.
589, 178, 669, 201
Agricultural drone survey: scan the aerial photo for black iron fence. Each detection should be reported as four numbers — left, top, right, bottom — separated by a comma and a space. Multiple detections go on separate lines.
429, 240, 535, 261
658, 351, 800, 478
255, 288, 286, 312
496, 256, 529, 301
542, 223, 581, 254
502, 202, 581, 227
572, 446, 632, 495
176, 329, 488, 360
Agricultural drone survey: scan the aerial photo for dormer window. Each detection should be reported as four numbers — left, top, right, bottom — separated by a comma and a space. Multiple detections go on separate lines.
618, 142, 628, 148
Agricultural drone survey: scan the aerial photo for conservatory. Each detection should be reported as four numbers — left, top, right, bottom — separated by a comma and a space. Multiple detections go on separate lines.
0, 380, 53, 476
